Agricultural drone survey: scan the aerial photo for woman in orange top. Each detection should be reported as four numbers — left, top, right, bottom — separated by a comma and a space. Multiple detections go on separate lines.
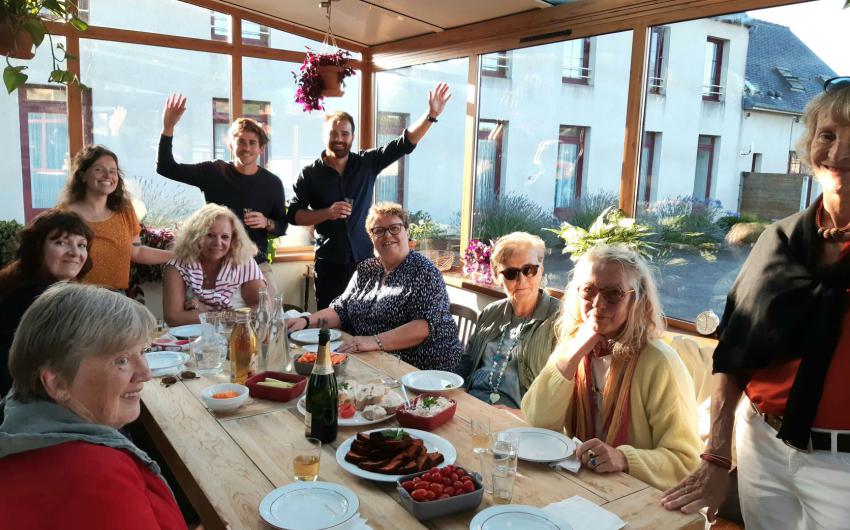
61, 145, 173, 290
663, 79, 850, 529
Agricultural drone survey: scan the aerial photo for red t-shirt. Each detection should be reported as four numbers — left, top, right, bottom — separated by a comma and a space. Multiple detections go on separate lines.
0, 441, 186, 530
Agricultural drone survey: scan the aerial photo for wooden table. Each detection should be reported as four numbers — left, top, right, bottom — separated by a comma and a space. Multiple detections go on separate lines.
140, 351, 702, 530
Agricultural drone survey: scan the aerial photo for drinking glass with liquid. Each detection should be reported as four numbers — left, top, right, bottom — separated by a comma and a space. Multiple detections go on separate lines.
290, 437, 322, 481
491, 454, 515, 505
471, 418, 492, 454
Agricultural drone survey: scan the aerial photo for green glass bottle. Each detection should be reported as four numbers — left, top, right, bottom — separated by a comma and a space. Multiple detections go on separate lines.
305, 327, 338, 443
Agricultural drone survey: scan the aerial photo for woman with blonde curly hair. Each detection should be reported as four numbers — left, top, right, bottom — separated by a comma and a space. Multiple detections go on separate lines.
163, 203, 265, 325
521, 244, 700, 490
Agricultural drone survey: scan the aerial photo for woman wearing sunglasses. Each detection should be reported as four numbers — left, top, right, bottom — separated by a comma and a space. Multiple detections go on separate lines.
457, 232, 559, 411
287, 202, 462, 372
663, 79, 850, 528
522, 244, 700, 491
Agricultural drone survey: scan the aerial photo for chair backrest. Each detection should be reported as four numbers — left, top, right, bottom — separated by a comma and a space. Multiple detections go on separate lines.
450, 303, 479, 347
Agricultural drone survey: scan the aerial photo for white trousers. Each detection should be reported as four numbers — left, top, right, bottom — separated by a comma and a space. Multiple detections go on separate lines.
736, 404, 850, 530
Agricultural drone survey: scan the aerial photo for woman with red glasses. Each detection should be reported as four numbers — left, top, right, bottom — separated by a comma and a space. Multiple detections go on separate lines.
522, 244, 700, 491
458, 232, 560, 411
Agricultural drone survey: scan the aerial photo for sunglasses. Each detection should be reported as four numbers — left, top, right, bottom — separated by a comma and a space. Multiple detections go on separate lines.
160, 371, 198, 388
579, 283, 635, 305
501, 264, 540, 281
823, 76, 850, 93
369, 223, 405, 238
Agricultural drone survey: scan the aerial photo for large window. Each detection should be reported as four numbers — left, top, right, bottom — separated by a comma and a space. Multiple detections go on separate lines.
475, 119, 507, 207
702, 37, 725, 101
648, 27, 668, 94
693, 135, 717, 199
87, 0, 230, 40
554, 125, 587, 213
375, 112, 409, 204
562, 38, 591, 84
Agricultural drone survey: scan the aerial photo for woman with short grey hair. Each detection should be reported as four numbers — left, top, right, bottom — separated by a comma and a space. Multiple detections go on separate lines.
0, 283, 185, 529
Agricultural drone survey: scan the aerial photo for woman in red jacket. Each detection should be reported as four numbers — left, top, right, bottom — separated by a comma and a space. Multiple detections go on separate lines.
0, 283, 186, 530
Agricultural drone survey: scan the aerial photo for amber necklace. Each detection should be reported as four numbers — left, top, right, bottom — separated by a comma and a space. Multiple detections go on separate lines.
816, 200, 850, 240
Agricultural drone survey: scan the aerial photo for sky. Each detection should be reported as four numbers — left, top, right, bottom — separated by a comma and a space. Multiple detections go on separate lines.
747, 0, 850, 75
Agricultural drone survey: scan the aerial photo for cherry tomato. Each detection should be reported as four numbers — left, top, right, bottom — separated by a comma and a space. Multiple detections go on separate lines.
425, 490, 437, 501
439, 494, 450, 499
428, 472, 441, 483
453, 480, 465, 490
449, 472, 459, 483
428, 483, 444, 495
412, 476, 423, 483
440, 477, 451, 486
455, 468, 467, 477
462, 480, 475, 493
402, 480, 416, 492
439, 467, 452, 477
444, 465, 455, 472
411, 489, 429, 502
443, 487, 455, 496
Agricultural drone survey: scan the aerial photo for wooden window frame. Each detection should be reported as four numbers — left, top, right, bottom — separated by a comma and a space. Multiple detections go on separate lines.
703, 37, 724, 101
562, 38, 591, 85
554, 125, 587, 216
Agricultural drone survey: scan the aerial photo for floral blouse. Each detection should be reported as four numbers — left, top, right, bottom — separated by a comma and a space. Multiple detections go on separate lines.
331, 252, 462, 372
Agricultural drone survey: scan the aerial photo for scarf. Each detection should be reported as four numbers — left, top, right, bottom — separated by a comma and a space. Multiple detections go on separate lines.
0, 397, 173, 495
713, 196, 850, 449
570, 342, 640, 446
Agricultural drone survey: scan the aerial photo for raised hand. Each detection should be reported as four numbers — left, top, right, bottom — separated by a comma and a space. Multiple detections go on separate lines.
162, 93, 188, 134
427, 82, 452, 117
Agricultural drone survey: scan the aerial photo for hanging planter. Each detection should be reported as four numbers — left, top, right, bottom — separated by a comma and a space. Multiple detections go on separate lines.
317, 64, 345, 97
0, 25, 34, 59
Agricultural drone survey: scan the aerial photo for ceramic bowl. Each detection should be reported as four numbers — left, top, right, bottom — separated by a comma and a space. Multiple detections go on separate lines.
293, 352, 349, 377
200, 383, 249, 411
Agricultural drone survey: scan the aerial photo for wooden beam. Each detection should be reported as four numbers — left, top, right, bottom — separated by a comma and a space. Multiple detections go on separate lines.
459, 55, 478, 254
231, 16, 243, 120
619, 24, 648, 217
359, 50, 374, 150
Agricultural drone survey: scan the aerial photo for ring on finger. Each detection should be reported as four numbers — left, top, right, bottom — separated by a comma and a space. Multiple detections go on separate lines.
589, 457, 598, 468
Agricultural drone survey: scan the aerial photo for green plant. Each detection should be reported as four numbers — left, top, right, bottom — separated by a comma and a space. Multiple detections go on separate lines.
130, 175, 198, 228
1, 0, 88, 93
637, 196, 725, 252
291, 48, 354, 112
567, 191, 619, 230
716, 213, 769, 233
547, 207, 657, 261
409, 218, 446, 241
0, 219, 23, 268
471, 193, 558, 245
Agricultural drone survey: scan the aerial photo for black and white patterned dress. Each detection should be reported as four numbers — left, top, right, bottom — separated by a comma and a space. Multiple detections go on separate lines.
331, 251, 462, 372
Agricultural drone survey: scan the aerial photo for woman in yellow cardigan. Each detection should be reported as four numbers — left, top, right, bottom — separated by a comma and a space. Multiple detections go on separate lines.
521, 244, 700, 490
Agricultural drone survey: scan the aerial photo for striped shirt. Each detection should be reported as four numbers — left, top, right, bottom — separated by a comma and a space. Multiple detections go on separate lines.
167, 258, 264, 310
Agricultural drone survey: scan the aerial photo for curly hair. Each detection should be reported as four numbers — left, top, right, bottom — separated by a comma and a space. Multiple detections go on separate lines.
366, 202, 410, 233
0, 210, 93, 299
172, 204, 257, 266
554, 244, 665, 360
796, 84, 850, 171
61, 144, 130, 212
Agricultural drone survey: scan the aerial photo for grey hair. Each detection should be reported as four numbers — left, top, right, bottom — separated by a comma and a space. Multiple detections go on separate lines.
9, 282, 155, 402
490, 231, 546, 280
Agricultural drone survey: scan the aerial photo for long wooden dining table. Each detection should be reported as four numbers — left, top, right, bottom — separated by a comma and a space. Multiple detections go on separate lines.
139, 349, 703, 530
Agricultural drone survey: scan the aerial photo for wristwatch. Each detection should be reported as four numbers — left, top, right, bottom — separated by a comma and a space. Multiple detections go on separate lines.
426, 115, 438, 123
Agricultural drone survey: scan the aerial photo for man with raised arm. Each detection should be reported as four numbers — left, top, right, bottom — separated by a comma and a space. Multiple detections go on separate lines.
156, 94, 287, 294
287, 82, 451, 309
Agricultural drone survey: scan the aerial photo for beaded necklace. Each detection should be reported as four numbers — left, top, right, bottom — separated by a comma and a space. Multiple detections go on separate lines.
487, 318, 528, 403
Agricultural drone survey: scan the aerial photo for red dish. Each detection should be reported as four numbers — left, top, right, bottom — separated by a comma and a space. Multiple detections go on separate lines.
395, 395, 457, 431
245, 371, 307, 402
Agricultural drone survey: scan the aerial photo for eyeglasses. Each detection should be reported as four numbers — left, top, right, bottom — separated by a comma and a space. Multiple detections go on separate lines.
160, 371, 198, 388
501, 264, 540, 281
579, 283, 635, 305
823, 77, 850, 93
369, 223, 405, 238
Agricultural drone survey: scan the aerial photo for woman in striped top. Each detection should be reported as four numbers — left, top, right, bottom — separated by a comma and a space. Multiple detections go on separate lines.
163, 204, 265, 326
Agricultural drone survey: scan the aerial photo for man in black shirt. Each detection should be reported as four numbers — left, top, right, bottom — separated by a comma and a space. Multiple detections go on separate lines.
157, 93, 287, 295
287, 82, 451, 309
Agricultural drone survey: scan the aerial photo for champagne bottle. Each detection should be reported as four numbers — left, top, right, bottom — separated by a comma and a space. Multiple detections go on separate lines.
305, 327, 338, 443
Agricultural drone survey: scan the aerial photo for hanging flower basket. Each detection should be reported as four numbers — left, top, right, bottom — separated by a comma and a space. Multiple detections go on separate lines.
292, 48, 355, 113
0, 25, 34, 59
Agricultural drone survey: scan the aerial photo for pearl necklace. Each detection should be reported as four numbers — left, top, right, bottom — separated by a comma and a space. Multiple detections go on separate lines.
816, 200, 850, 240
487, 319, 528, 403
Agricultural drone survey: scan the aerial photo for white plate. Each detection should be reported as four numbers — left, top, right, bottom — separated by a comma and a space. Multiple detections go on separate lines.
300, 340, 343, 353
168, 324, 205, 339
400, 370, 464, 394
145, 351, 190, 371
296, 395, 398, 427
290, 329, 343, 344
501, 427, 576, 462
469, 505, 568, 530
335, 428, 456, 482
259, 481, 359, 530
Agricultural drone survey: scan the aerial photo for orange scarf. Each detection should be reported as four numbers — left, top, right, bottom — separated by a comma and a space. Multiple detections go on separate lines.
570, 344, 640, 446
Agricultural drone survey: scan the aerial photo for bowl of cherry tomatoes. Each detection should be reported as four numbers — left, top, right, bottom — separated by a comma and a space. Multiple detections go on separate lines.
396, 465, 483, 521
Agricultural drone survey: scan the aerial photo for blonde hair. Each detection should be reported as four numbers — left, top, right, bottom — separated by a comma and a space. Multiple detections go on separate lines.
9, 282, 155, 402
796, 84, 850, 170
490, 232, 546, 278
172, 204, 258, 266
554, 244, 664, 359
366, 202, 410, 232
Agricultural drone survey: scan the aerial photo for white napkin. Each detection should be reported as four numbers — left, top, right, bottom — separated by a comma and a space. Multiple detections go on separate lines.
543, 496, 625, 530
549, 437, 583, 473
338, 513, 371, 530
283, 309, 311, 319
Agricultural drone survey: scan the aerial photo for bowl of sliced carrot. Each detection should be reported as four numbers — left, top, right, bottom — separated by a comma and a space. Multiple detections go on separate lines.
200, 383, 249, 411
293, 351, 348, 377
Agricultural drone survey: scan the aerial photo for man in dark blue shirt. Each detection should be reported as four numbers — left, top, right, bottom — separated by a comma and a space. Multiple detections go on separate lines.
287, 83, 451, 309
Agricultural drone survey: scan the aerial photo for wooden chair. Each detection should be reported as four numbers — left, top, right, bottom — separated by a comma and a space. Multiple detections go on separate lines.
450, 303, 479, 347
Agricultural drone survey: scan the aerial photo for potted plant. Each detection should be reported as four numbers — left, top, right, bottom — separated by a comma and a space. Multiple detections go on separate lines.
292, 47, 355, 112
547, 207, 657, 261
1, 0, 88, 94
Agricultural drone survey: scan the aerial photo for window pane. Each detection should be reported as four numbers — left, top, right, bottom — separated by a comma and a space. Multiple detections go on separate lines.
638, 3, 845, 321
256, 25, 362, 59
376, 58, 468, 252
87, 0, 230, 40
476, 32, 631, 291
80, 39, 231, 225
